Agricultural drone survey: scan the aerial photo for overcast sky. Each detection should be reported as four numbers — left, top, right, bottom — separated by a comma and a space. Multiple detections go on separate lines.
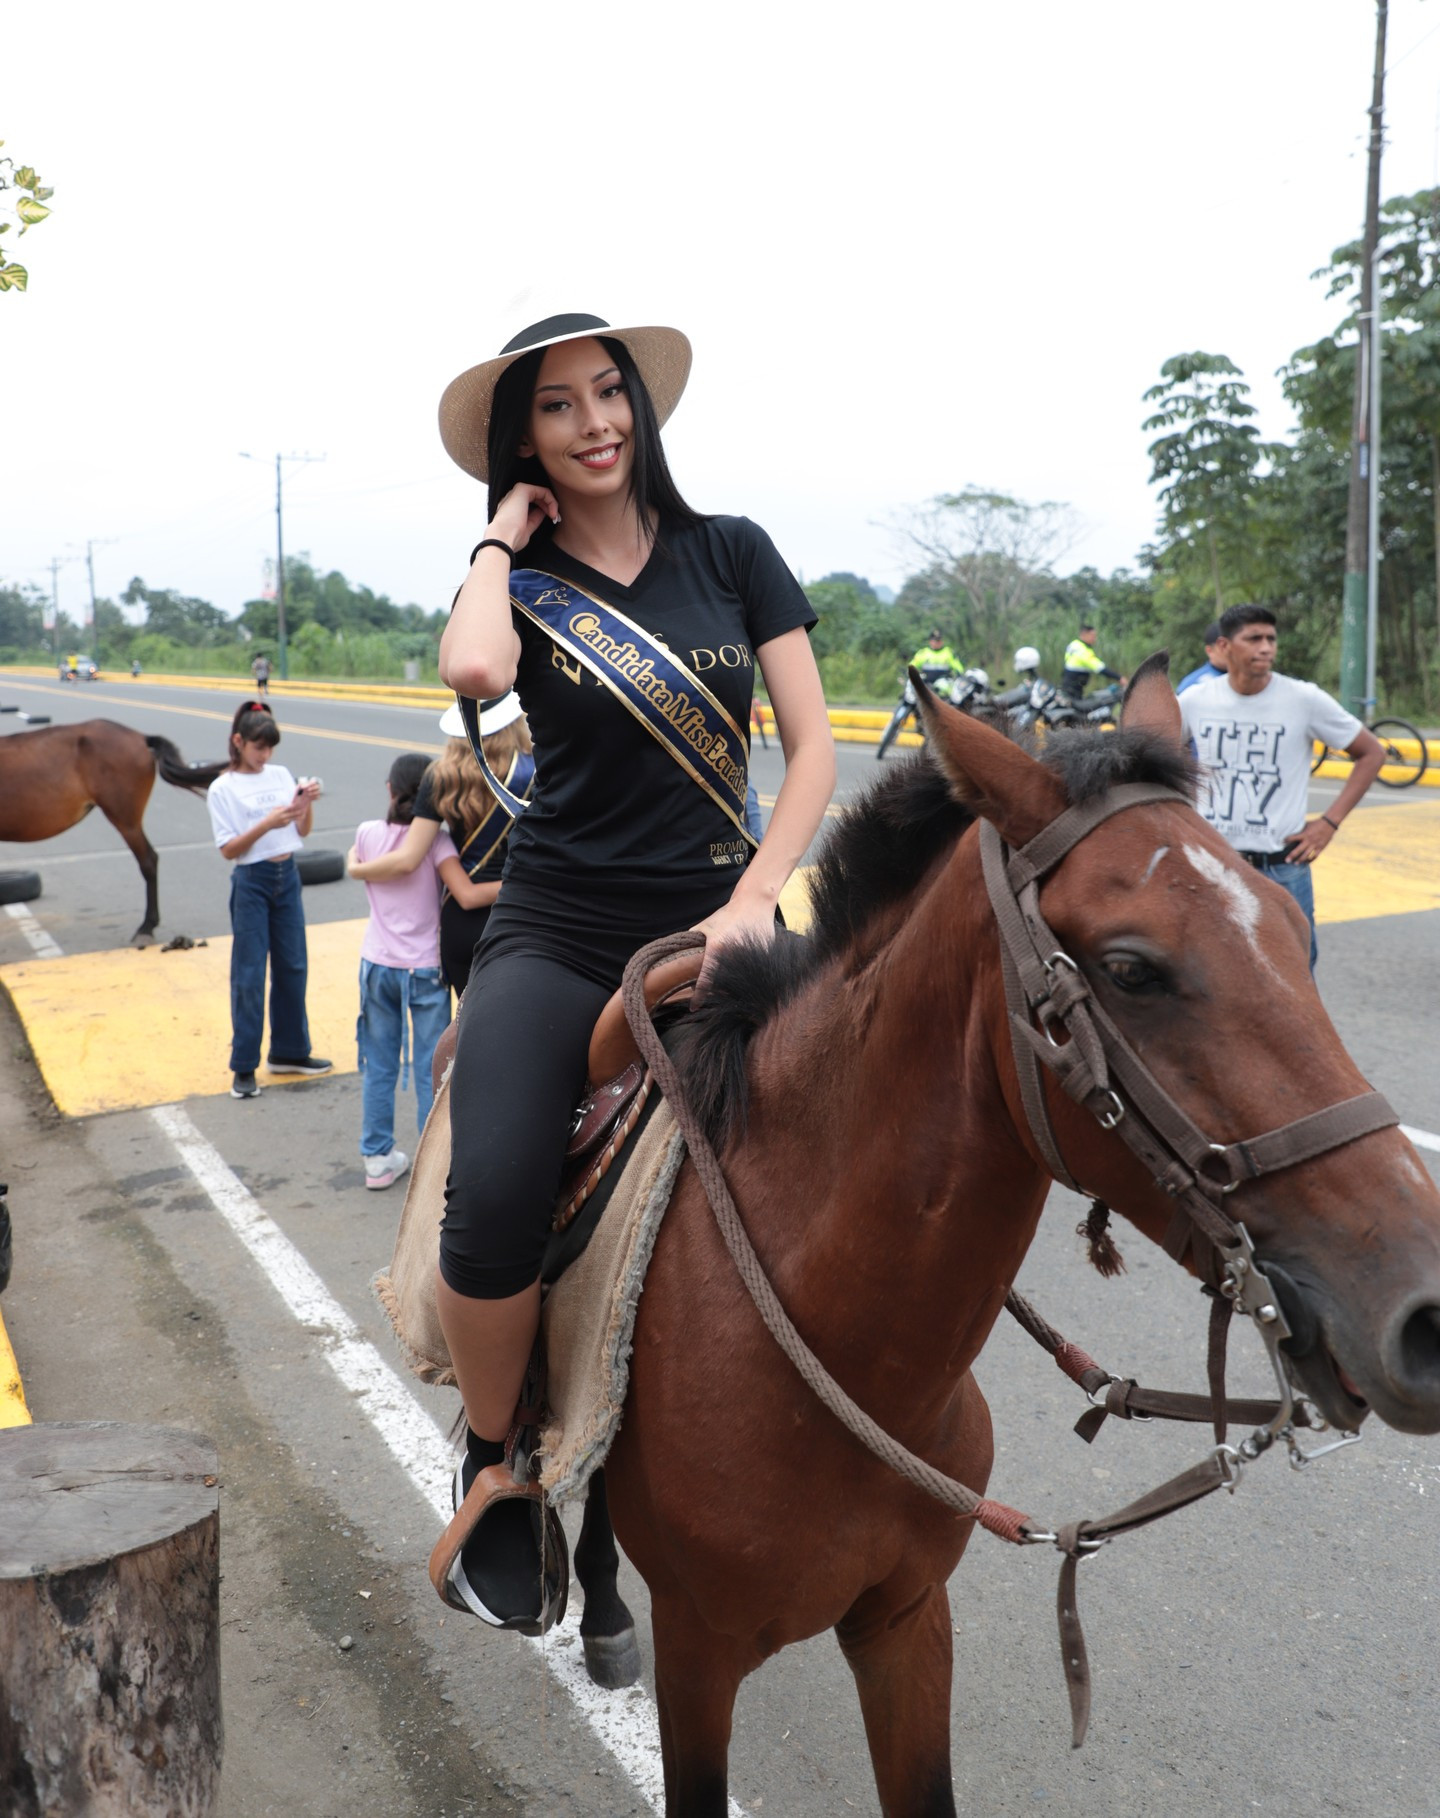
7, 1, 1440, 628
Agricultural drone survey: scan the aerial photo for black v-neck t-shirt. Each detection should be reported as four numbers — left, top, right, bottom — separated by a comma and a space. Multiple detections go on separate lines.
497, 514, 814, 894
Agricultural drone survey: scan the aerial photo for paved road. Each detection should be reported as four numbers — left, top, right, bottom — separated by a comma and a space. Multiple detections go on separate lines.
2, 672, 1439, 1816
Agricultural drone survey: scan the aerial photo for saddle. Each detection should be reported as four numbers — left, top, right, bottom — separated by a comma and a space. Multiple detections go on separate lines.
556, 948, 702, 1228
429, 946, 704, 1233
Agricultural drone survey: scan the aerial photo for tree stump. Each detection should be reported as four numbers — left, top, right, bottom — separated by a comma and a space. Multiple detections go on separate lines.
0, 1422, 222, 1816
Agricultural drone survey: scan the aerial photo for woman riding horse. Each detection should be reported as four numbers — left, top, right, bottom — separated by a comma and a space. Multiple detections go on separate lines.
432, 314, 836, 1628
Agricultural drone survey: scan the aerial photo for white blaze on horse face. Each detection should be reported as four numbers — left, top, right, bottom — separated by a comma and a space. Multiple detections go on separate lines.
1139, 846, 1170, 887
1181, 843, 1283, 976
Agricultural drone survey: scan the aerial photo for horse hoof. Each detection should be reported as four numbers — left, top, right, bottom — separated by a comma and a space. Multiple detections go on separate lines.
581, 1626, 642, 1689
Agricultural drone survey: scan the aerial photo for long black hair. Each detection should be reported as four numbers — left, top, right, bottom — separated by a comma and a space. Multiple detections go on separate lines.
485, 335, 705, 542
386, 753, 431, 824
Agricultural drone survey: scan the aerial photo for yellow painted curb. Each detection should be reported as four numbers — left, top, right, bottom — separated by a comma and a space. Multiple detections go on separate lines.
0, 1305, 30, 1427
0, 920, 370, 1118
1313, 798, 1440, 924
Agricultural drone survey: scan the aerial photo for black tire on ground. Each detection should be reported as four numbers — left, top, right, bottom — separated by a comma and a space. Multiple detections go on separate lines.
0, 871, 42, 906
297, 847, 345, 886
876, 705, 910, 760
19, 714, 50, 726
1369, 717, 1429, 788
0, 704, 18, 713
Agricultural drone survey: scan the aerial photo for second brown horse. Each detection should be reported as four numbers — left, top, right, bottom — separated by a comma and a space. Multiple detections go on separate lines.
0, 719, 227, 943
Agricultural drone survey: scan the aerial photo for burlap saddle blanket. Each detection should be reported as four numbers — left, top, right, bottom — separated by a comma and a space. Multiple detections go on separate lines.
373, 1069, 687, 1509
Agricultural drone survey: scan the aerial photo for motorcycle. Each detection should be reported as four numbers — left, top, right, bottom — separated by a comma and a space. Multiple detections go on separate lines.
998, 676, 1122, 737
876, 664, 992, 759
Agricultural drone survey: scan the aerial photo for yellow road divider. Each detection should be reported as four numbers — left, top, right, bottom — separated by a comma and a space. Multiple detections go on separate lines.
0, 1307, 30, 1427
0, 922, 369, 1118
1312, 799, 1440, 923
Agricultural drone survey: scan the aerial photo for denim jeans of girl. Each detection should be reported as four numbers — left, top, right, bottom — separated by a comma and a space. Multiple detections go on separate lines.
229, 857, 310, 1072
357, 960, 451, 1155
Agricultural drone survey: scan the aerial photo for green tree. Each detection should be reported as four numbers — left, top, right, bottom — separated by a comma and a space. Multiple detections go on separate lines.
0, 143, 54, 293
888, 487, 1080, 655
1142, 353, 1274, 615
1285, 187, 1440, 696
122, 577, 233, 646
0, 581, 46, 649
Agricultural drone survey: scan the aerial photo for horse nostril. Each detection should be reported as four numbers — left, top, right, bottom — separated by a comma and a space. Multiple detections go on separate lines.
1397, 1304, 1440, 1391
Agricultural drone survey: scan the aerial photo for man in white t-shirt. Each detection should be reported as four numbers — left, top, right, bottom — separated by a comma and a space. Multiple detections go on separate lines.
1177, 604, 1385, 966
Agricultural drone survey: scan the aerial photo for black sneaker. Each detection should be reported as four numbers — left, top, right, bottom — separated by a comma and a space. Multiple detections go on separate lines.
231, 1071, 261, 1099
445, 1456, 567, 1634
265, 1054, 333, 1076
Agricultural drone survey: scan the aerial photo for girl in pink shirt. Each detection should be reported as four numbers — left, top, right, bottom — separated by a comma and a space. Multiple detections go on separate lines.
352, 754, 456, 1189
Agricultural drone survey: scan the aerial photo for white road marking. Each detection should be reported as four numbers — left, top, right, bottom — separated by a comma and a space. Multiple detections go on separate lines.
1403, 1125, 1440, 1155
4, 901, 65, 959
149, 1102, 746, 1818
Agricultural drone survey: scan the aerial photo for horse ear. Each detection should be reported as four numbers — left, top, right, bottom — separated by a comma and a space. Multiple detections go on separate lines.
911, 670, 1067, 846
1119, 651, 1183, 745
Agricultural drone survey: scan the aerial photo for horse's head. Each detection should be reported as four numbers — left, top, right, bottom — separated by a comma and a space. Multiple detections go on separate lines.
914, 658, 1440, 1437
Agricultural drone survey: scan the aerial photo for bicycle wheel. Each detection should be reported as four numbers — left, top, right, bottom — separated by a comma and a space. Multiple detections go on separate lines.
1311, 740, 1333, 776
1369, 717, 1429, 788
876, 705, 910, 760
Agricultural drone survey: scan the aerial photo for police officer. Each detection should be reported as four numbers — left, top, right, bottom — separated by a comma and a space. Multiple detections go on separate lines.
1060, 624, 1125, 701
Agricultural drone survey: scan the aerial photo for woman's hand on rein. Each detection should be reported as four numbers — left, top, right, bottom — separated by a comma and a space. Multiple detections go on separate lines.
689, 896, 778, 999
488, 483, 561, 557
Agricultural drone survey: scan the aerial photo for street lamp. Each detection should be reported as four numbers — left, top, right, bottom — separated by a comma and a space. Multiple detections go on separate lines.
240, 451, 323, 681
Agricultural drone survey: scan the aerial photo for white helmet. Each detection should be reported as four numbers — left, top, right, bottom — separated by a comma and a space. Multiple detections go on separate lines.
1013, 646, 1041, 673
965, 667, 990, 689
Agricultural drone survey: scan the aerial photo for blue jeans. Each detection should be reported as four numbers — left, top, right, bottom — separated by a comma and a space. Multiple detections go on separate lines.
1262, 859, 1318, 970
357, 960, 451, 1154
229, 858, 311, 1072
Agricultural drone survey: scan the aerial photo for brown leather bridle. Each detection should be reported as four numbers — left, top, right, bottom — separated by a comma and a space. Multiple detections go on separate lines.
622, 783, 1398, 1746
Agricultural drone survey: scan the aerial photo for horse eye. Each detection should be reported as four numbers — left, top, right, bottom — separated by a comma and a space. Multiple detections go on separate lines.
1103, 956, 1163, 994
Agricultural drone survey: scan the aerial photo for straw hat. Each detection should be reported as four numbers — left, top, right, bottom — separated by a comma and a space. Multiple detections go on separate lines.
438, 313, 692, 482
439, 693, 523, 739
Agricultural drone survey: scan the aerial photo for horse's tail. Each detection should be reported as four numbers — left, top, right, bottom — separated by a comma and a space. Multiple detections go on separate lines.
146, 735, 229, 796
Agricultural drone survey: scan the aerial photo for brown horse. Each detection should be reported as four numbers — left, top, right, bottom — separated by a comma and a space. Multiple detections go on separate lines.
553, 659, 1440, 1815
0, 720, 227, 944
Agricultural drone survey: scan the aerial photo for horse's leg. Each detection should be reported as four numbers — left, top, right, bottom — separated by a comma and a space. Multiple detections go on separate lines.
650, 1589, 748, 1818
835, 1580, 957, 1818
118, 824, 161, 945
100, 766, 160, 944
574, 1471, 641, 1688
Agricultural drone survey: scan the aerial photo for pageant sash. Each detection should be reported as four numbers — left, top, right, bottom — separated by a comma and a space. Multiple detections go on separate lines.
506, 568, 755, 847
458, 749, 535, 876
455, 694, 533, 821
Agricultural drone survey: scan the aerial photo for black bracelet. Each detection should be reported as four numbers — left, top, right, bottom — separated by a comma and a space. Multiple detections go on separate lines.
1321, 812, 1340, 832
471, 537, 514, 564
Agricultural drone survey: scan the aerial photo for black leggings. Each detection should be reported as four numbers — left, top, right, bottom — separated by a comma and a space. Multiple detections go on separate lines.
439, 896, 491, 997
438, 874, 729, 1300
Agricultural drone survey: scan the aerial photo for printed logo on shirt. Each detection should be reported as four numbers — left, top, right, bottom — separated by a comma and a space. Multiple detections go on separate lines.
709, 838, 749, 867
1193, 716, 1284, 828
689, 643, 754, 673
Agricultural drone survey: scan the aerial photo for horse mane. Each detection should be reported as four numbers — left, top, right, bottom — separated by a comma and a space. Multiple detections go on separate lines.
669, 724, 1196, 1152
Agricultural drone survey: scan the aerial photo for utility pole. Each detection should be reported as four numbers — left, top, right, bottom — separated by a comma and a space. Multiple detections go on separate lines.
1341, 0, 1387, 717
240, 451, 324, 681
70, 536, 118, 638
45, 556, 70, 656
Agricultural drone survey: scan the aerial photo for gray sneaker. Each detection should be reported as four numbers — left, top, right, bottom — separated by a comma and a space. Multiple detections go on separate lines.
231, 1071, 261, 1099
363, 1148, 410, 1190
